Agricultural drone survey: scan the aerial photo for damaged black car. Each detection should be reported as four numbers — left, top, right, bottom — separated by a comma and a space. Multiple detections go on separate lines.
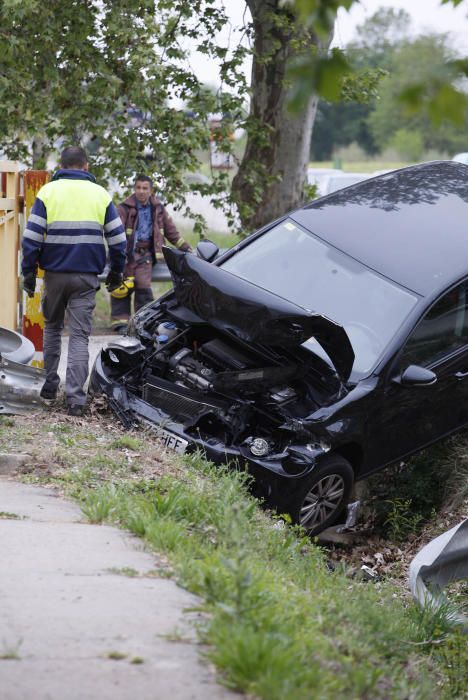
90, 161, 468, 534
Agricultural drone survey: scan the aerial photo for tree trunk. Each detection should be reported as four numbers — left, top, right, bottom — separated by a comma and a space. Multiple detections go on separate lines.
31, 137, 48, 170
232, 0, 328, 232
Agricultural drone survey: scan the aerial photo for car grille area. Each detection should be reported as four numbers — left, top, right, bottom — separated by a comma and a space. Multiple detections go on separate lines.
142, 376, 227, 422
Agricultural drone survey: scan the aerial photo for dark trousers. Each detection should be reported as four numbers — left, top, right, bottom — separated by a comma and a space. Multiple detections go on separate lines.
110, 248, 154, 323
42, 271, 99, 406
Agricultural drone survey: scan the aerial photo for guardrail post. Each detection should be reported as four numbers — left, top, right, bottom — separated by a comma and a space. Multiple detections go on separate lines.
22, 171, 50, 367
0, 161, 20, 330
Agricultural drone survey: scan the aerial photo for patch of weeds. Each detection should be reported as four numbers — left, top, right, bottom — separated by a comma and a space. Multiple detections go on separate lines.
106, 651, 127, 661
436, 630, 468, 698
0, 424, 33, 450
57, 434, 77, 448
37, 443, 459, 698
409, 596, 462, 643
107, 567, 139, 578
408, 598, 468, 697
54, 465, 103, 499
87, 454, 125, 472
130, 656, 144, 664
441, 441, 468, 507
145, 567, 173, 579
366, 439, 459, 538
0, 417, 15, 428
160, 628, 190, 643
109, 435, 144, 451
445, 580, 468, 616
383, 498, 424, 542
145, 519, 187, 553
0, 512, 22, 520
82, 459, 445, 698
81, 484, 120, 524
0, 639, 22, 660
51, 423, 72, 435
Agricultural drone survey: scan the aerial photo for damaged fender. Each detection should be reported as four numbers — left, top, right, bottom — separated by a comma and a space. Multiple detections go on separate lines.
0, 356, 45, 414
0, 326, 45, 414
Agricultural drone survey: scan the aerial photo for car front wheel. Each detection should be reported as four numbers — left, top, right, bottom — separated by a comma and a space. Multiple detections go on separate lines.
289, 455, 354, 535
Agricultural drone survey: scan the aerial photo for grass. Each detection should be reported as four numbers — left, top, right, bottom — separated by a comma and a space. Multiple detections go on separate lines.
106, 651, 127, 661
0, 639, 22, 660
2, 412, 466, 698
365, 438, 468, 541
130, 656, 145, 664
74, 455, 464, 699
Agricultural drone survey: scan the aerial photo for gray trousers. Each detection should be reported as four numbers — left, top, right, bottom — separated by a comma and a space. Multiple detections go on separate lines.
42, 271, 99, 406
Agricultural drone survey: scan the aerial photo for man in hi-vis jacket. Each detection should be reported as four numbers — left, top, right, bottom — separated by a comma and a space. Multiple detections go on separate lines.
21, 146, 126, 416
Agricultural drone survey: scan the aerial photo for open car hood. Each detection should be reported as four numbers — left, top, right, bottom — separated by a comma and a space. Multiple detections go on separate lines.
164, 247, 355, 381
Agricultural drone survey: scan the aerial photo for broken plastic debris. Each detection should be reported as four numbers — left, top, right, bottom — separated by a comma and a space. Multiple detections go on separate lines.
336, 500, 361, 533
360, 564, 379, 582
409, 519, 468, 631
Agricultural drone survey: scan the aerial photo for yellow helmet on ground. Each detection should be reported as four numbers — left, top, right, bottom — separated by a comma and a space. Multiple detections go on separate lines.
110, 276, 135, 299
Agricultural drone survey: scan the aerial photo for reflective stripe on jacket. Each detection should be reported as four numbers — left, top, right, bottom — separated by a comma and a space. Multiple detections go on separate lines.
22, 170, 126, 275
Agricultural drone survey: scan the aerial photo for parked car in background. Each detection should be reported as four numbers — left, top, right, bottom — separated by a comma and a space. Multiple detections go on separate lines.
91, 161, 468, 535
452, 153, 468, 165
307, 167, 342, 196
307, 168, 373, 197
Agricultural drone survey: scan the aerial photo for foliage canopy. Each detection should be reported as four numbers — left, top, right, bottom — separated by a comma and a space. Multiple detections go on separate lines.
0, 0, 249, 231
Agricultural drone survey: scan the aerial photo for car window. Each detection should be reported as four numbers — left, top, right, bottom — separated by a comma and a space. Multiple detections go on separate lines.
220, 219, 418, 380
400, 281, 468, 368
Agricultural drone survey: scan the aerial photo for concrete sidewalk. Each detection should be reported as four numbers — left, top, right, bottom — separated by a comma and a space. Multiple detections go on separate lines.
0, 480, 235, 700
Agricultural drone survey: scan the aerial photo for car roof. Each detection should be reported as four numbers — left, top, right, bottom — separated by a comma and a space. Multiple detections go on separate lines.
290, 161, 468, 296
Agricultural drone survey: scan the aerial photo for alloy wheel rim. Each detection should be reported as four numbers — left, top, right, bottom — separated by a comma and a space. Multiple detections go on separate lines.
300, 474, 345, 529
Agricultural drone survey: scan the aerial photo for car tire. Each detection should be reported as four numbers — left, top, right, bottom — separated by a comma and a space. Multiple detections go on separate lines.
288, 455, 354, 536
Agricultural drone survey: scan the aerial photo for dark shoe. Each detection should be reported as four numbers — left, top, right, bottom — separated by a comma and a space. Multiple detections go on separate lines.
40, 386, 57, 400
68, 404, 84, 417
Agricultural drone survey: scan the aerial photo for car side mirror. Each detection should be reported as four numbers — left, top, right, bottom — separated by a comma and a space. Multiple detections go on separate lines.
393, 364, 437, 387
196, 239, 219, 263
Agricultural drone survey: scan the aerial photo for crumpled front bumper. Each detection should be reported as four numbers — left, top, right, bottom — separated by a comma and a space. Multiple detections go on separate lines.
90, 349, 327, 511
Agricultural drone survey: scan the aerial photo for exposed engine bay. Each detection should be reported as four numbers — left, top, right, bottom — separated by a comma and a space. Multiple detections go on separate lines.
101, 307, 345, 456
90, 246, 357, 533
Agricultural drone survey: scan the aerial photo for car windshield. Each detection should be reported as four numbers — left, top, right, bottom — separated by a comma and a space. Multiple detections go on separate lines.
220, 219, 419, 380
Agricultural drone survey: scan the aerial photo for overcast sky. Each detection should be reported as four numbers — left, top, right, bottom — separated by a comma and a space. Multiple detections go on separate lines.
333, 0, 468, 52
191, 1, 468, 87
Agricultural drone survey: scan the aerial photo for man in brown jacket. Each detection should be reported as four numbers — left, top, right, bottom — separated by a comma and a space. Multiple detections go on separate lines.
110, 174, 192, 330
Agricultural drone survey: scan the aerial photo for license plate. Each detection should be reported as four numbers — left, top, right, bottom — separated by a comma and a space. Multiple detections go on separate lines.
154, 426, 189, 454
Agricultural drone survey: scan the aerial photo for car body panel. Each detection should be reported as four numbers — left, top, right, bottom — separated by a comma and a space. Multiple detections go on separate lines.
0, 356, 45, 414
90, 161, 468, 530
0, 326, 45, 414
163, 246, 355, 380
291, 161, 468, 296
0, 327, 36, 364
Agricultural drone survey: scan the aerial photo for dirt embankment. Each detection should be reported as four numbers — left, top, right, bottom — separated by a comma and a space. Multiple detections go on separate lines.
1, 401, 467, 589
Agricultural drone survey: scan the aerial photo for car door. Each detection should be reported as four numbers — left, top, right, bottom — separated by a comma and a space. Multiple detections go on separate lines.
366, 280, 468, 470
